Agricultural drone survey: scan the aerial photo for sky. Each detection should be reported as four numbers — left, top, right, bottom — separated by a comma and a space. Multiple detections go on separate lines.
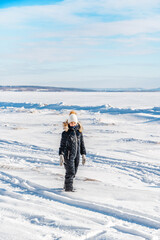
0, 0, 160, 89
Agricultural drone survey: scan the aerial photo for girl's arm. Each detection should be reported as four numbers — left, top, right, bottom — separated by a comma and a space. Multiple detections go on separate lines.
80, 133, 86, 155
59, 131, 67, 155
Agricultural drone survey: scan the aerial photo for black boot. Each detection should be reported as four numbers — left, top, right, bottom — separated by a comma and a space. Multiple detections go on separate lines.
65, 188, 76, 192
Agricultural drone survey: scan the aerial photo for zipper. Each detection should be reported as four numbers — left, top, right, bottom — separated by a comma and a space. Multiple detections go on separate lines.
74, 130, 78, 157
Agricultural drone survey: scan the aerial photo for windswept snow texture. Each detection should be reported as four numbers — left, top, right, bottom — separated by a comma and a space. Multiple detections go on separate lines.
0, 92, 160, 240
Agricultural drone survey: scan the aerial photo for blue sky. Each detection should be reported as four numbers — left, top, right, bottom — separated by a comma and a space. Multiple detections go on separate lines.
0, 0, 160, 88
0, 0, 63, 8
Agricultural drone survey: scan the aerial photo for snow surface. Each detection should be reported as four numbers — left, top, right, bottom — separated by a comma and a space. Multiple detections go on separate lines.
0, 92, 160, 240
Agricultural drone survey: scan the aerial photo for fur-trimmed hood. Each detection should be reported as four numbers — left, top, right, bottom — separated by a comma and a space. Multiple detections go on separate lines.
63, 120, 83, 133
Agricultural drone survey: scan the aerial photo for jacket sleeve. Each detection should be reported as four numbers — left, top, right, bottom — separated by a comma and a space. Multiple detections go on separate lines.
80, 133, 86, 155
59, 131, 67, 155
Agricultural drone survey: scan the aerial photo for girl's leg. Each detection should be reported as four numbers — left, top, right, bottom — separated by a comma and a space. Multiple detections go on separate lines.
64, 160, 75, 191
74, 156, 80, 175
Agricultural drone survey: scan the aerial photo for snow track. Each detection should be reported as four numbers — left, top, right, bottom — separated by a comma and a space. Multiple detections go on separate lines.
0, 169, 159, 240
88, 153, 160, 186
0, 138, 159, 239
0, 92, 160, 240
0, 170, 160, 230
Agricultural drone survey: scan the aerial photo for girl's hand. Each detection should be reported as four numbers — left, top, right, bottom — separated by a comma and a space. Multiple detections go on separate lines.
82, 154, 86, 165
60, 155, 64, 166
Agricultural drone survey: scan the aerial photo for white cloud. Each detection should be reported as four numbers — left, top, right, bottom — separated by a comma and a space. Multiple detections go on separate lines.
0, 2, 88, 26
0, 0, 160, 87
70, 16, 160, 37
99, 0, 160, 8
1, 0, 160, 39
0, 0, 160, 26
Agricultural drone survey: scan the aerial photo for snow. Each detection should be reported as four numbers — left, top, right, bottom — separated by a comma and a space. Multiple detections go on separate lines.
0, 91, 160, 240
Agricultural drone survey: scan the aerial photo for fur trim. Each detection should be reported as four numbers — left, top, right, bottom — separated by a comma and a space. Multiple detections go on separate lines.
78, 122, 83, 133
63, 120, 83, 132
63, 120, 69, 132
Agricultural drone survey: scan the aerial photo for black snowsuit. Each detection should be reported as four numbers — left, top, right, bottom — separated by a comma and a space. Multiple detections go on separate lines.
59, 123, 86, 191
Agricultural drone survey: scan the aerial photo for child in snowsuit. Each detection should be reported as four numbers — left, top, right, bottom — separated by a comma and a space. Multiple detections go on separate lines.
59, 111, 86, 192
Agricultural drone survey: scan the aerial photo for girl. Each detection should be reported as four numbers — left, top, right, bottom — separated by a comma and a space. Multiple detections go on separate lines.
59, 110, 86, 192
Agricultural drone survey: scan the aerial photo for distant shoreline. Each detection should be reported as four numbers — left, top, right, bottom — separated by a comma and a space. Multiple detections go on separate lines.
0, 86, 160, 92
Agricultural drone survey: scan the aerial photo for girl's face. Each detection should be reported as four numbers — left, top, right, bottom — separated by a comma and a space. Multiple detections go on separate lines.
69, 122, 77, 127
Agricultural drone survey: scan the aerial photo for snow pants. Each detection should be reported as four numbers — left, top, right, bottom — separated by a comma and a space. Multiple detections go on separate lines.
64, 155, 79, 191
